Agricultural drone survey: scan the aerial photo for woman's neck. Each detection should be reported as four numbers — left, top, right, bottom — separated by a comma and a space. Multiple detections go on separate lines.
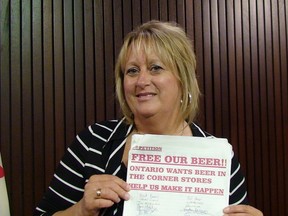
133, 117, 188, 136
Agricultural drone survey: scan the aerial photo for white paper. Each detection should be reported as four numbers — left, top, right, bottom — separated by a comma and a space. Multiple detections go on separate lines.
123, 134, 232, 216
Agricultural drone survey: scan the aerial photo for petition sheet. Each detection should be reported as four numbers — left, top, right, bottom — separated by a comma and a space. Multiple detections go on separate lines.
123, 134, 232, 216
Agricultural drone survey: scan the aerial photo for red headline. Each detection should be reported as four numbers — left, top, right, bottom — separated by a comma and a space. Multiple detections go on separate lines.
131, 153, 227, 167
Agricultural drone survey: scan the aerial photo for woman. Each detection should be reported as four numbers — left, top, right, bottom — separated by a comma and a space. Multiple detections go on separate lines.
35, 21, 263, 216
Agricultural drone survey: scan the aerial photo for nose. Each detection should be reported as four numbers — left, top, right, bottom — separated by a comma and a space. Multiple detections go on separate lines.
136, 70, 150, 88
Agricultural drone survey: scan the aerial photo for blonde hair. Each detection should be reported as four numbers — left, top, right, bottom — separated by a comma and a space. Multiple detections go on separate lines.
115, 20, 200, 124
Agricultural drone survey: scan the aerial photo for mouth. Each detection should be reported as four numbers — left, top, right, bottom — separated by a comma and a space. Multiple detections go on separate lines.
136, 92, 157, 99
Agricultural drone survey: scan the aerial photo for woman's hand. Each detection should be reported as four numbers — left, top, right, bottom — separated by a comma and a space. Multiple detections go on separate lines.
53, 175, 130, 216
78, 174, 130, 216
223, 205, 263, 216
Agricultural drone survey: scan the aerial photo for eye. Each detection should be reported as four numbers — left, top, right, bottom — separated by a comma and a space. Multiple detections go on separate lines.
150, 64, 163, 73
125, 67, 139, 76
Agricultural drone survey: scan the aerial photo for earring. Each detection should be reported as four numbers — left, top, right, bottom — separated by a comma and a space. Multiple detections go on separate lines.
188, 93, 192, 104
181, 93, 192, 104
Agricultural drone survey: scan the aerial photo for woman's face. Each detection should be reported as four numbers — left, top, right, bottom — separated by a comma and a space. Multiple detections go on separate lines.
123, 46, 182, 122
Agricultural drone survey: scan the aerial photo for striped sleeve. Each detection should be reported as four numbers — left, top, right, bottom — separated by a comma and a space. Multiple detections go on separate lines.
34, 137, 88, 215
33, 121, 119, 215
229, 153, 249, 205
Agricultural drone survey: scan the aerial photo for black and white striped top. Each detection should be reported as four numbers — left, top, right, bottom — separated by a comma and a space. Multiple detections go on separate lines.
34, 118, 248, 216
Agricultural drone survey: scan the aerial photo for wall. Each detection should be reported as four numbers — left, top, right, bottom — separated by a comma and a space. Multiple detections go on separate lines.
0, 0, 287, 215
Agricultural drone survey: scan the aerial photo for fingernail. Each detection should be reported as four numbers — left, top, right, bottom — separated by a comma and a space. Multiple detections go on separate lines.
124, 193, 130, 200
223, 207, 230, 213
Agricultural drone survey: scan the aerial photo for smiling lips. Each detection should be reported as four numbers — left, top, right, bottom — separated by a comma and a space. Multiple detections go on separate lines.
136, 92, 156, 100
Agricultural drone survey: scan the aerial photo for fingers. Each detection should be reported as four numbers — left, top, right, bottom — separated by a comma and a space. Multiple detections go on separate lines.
86, 175, 130, 202
223, 205, 263, 216
81, 174, 130, 215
